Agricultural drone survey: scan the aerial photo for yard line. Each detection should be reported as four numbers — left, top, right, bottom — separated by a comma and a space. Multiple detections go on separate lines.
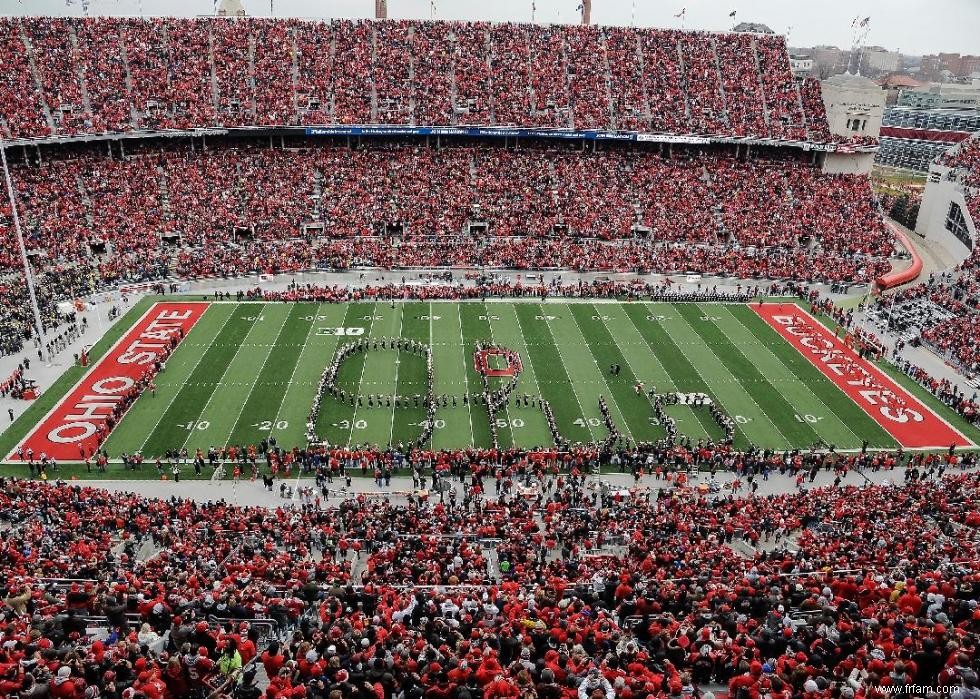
178, 305, 288, 452
218, 305, 297, 449
387, 303, 405, 447
347, 302, 380, 447
537, 305, 602, 442
137, 305, 239, 454
485, 303, 517, 446
716, 304, 864, 447
672, 304, 794, 447
452, 303, 475, 446
488, 304, 552, 448
560, 305, 636, 444
608, 303, 677, 391
268, 302, 326, 444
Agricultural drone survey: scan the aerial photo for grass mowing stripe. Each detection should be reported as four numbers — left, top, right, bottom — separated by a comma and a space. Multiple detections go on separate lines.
571, 304, 666, 443
488, 304, 559, 449
708, 304, 862, 448
226, 304, 316, 447
136, 305, 253, 458
605, 303, 709, 441
105, 304, 236, 455
677, 304, 817, 447
484, 304, 517, 447
269, 303, 346, 448
725, 305, 894, 449
621, 304, 739, 444
181, 304, 293, 452
353, 304, 402, 447
316, 304, 377, 445
514, 304, 597, 444
549, 306, 634, 443
391, 303, 432, 447
457, 304, 499, 449
0, 297, 158, 460
430, 303, 474, 448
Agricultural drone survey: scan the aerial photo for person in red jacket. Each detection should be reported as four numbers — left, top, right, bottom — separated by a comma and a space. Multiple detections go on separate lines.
262, 641, 287, 678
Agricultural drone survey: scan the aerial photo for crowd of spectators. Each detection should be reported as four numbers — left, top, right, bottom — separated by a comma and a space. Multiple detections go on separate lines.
0, 17, 833, 141
887, 250, 980, 375
2, 141, 892, 277
0, 453, 979, 698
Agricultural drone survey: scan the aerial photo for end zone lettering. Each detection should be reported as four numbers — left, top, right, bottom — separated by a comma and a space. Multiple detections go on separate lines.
15, 303, 208, 461
754, 305, 970, 449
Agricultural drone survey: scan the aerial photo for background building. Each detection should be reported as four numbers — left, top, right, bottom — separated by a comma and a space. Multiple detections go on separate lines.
896, 81, 980, 109
821, 73, 886, 137
876, 107, 979, 172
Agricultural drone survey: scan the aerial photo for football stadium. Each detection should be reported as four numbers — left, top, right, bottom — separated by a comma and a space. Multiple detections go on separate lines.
0, 3, 979, 699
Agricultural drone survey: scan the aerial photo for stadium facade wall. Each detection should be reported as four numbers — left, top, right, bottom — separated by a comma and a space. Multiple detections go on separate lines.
916, 163, 977, 262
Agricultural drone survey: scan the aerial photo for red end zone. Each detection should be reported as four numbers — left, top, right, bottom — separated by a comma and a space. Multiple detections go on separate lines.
12, 302, 208, 461
753, 304, 971, 449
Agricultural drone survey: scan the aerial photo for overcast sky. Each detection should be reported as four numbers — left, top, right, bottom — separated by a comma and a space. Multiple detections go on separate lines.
1, 0, 977, 56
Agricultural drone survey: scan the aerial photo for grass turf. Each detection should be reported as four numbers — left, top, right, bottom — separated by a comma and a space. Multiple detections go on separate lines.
7, 298, 980, 479
91, 299, 908, 457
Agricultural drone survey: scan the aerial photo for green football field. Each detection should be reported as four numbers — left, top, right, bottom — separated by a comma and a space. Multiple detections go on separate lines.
98, 300, 907, 457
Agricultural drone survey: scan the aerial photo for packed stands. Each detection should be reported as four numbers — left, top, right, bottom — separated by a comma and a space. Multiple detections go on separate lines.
0, 17, 832, 142
0, 460, 978, 697
1, 141, 891, 277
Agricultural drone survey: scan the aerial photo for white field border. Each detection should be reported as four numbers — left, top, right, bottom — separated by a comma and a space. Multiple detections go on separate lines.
3, 301, 212, 462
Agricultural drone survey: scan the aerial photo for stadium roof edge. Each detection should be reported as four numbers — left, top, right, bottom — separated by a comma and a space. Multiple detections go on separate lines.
0, 124, 865, 153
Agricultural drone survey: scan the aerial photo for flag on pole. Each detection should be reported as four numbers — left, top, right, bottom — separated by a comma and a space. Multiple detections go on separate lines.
859, 16, 871, 27
577, 3, 584, 11
674, 7, 686, 18
729, 10, 736, 17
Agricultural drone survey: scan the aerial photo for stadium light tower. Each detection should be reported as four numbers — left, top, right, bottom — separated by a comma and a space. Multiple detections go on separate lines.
375, 0, 387, 19
0, 142, 48, 364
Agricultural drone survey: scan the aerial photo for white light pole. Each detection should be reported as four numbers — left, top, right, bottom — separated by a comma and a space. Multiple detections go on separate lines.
0, 141, 47, 364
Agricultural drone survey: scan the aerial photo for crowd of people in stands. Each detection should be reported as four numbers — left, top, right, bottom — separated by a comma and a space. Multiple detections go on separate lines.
886, 249, 980, 376
0, 17, 833, 142
0, 141, 892, 281
0, 453, 978, 698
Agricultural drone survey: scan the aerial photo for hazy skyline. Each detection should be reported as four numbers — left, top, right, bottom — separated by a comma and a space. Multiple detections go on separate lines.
0, 0, 977, 56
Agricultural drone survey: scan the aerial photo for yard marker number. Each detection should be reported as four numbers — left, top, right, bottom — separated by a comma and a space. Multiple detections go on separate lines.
794, 413, 823, 423
179, 421, 210, 430
253, 420, 288, 430
574, 417, 602, 427
495, 418, 525, 428
336, 419, 368, 430
316, 327, 364, 336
